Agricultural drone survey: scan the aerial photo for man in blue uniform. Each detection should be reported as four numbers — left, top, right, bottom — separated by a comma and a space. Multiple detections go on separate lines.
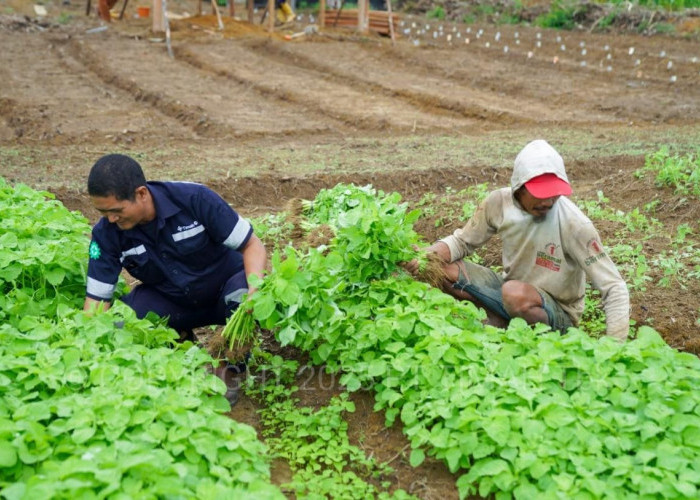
83, 154, 267, 402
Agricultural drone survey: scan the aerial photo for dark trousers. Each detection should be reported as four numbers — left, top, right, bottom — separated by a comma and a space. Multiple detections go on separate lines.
119, 269, 248, 332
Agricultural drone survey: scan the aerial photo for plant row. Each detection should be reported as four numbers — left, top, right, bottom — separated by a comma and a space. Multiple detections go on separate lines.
243, 183, 700, 499
0, 179, 282, 499
245, 351, 415, 499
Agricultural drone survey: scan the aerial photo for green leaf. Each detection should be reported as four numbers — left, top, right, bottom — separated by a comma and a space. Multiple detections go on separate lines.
683, 426, 700, 448
0, 441, 17, 467
483, 416, 510, 446
340, 373, 361, 392
72, 426, 96, 444
316, 343, 333, 361
541, 405, 576, 428
466, 458, 510, 486
367, 358, 386, 377
252, 293, 277, 321
445, 446, 462, 473
44, 266, 66, 286
0, 231, 18, 249
277, 325, 296, 346
409, 448, 425, 467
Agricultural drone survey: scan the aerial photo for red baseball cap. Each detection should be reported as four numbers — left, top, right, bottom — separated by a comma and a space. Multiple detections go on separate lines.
524, 173, 572, 199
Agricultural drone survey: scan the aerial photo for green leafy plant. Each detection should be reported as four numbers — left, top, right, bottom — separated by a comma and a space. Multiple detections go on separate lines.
426, 6, 446, 20
0, 178, 282, 498
245, 351, 414, 499
243, 183, 700, 499
221, 306, 256, 350
535, 1, 577, 30
637, 146, 700, 198
579, 286, 606, 337
250, 212, 294, 253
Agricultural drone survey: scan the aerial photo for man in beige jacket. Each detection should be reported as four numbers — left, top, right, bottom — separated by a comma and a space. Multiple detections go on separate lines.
406, 139, 630, 340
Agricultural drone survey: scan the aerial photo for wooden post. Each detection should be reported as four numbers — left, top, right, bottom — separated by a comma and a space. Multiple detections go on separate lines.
211, 0, 224, 28
332, 0, 345, 27
364, 0, 370, 32
357, 0, 368, 33
118, 0, 129, 20
319, 0, 325, 27
267, 0, 274, 32
229, 0, 235, 17
247, 0, 254, 23
152, 0, 165, 32
386, 0, 394, 44
163, 0, 173, 58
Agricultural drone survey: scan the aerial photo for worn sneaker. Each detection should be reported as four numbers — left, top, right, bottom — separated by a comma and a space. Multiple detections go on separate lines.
224, 386, 240, 406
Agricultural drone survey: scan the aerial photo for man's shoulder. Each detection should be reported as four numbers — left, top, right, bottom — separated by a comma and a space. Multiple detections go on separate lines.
556, 197, 598, 237
93, 217, 115, 236
493, 187, 512, 198
557, 196, 591, 222
149, 181, 221, 215
149, 180, 209, 198
485, 187, 514, 208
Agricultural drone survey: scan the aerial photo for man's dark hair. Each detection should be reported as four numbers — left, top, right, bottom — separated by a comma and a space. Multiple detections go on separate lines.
87, 154, 147, 201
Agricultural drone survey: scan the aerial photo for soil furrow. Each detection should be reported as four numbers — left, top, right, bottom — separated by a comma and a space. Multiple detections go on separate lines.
238, 37, 536, 127
0, 31, 185, 145
180, 40, 479, 132
64, 38, 238, 138
170, 45, 364, 132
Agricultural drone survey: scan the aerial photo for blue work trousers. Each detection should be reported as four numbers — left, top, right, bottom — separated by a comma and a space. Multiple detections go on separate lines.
119, 269, 248, 333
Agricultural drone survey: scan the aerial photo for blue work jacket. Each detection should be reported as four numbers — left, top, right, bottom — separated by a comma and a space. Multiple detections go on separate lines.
86, 181, 252, 306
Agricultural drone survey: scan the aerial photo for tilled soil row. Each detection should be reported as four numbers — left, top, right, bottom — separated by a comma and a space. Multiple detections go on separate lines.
233, 37, 531, 127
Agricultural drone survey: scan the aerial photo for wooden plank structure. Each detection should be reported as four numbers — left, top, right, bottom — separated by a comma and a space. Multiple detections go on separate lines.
325, 8, 399, 36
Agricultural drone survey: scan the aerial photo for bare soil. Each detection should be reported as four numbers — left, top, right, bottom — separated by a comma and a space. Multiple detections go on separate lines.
2, 1, 699, 497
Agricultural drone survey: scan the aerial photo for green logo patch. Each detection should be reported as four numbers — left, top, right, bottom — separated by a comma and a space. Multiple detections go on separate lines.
89, 241, 101, 260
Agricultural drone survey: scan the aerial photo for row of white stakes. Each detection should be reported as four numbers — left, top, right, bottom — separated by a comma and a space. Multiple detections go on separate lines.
396, 23, 698, 80
291, 14, 698, 79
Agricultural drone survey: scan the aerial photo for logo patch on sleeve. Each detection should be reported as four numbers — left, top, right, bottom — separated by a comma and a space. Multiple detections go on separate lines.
585, 238, 607, 265
89, 241, 101, 260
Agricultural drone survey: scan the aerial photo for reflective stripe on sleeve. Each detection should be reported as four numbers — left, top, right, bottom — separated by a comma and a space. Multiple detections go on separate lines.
224, 287, 249, 305
223, 219, 252, 249
119, 244, 146, 263
172, 225, 205, 242
86, 277, 116, 300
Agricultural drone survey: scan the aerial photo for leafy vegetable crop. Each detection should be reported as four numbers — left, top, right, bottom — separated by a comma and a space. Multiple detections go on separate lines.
245, 183, 700, 499
0, 179, 91, 321
245, 351, 415, 499
0, 179, 282, 499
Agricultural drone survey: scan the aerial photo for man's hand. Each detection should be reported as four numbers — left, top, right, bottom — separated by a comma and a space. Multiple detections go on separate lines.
83, 297, 111, 314
402, 241, 452, 276
401, 256, 422, 276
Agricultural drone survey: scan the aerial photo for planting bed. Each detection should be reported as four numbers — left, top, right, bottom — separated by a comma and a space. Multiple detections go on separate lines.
1, 0, 699, 497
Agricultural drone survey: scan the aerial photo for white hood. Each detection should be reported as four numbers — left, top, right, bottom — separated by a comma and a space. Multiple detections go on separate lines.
511, 140, 569, 192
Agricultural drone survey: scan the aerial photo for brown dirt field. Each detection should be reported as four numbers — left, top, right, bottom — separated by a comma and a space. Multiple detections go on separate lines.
1, 1, 699, 498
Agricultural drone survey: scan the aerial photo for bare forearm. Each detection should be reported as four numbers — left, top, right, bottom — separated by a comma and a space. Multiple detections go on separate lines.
242, 234, 267, 294
425, 241, 452, 262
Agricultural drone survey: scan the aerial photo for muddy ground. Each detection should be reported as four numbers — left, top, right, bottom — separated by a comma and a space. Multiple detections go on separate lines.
1, 0, 699, 497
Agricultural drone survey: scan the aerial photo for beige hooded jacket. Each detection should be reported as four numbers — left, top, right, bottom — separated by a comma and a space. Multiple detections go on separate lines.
440, 140, 630, 340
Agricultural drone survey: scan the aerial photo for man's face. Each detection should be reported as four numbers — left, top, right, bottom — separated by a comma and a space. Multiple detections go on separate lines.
91, 186, 149, 230
517, 188, 560, 219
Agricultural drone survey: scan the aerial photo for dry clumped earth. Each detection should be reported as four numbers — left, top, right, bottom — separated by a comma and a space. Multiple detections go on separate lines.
1, 0, 700, 497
